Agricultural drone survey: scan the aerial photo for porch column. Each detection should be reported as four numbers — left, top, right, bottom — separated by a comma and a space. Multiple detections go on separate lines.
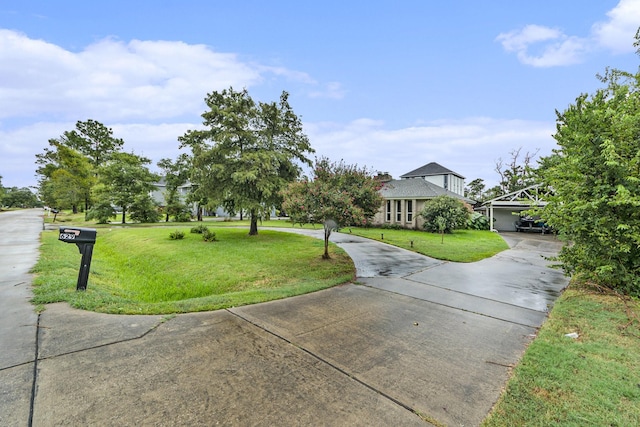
489, 203, 495, 232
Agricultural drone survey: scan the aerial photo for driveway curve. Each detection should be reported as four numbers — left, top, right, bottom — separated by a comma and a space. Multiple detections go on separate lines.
1, 212, 569, 427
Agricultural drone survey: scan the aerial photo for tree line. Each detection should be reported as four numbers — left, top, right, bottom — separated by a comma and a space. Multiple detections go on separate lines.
34, 88, 383, 236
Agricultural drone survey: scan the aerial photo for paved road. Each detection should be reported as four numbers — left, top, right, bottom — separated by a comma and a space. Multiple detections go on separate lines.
0, 211, 568, 426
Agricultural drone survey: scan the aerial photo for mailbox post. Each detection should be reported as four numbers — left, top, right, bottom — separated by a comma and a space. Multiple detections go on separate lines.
58, 227, 97, 291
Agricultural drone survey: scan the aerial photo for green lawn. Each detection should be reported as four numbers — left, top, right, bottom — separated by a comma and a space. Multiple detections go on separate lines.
344, 227, 509, 262
32, 227, 354, 314
482, 284, 640, 426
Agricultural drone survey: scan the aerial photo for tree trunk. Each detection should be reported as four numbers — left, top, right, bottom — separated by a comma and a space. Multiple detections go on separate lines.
197, 206, 203, 222
323, 236, 330, 259
122, 209, 126, 224
249, 209, 258, 235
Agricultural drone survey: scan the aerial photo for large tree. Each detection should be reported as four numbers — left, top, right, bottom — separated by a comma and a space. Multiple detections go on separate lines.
281, 157, 383, 259
36, 141, 95, 213
179, 87, 314, 235
64, 119, 124, 169
2, 187, 39, 208
494, 147, 538, 196
35, 119, 123, 213
537, 66, 640, 296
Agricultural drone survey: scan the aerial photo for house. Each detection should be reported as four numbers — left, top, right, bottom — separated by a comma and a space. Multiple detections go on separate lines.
372, 162, 473, 229
399, 162, 465, 196
478, 184, 548, 232
150, 177, 192, 207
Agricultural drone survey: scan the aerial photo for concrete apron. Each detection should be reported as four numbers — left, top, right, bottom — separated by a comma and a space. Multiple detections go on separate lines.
3, 215, 568, 427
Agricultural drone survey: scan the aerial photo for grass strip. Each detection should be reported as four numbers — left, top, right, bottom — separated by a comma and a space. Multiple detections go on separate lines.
482, 284, 640, 426
343, 227, 509, 262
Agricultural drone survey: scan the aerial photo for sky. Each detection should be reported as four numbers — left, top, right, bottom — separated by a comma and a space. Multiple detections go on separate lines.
1, 0, 639, 191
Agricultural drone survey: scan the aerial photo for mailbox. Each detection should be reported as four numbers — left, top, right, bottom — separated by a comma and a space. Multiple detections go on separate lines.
59, 227, 97, 244
59, 227, 97, 291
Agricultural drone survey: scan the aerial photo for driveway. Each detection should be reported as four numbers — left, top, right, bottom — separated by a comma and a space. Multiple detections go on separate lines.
1, 211, 568, 427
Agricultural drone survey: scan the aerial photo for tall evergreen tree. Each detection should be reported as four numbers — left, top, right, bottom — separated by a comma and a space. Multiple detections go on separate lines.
179, 87, 314, 235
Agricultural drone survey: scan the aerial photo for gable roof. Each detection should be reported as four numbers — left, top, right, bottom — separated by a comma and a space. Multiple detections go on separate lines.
379, 179, 474, 203
482, 184, 547, 207
400, 162, 465, 179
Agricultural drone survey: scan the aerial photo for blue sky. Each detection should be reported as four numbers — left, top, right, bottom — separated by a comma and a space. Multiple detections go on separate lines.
1, 1, 639, 190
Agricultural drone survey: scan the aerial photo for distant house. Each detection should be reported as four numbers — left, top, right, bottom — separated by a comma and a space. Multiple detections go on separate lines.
372, 162, 473, 229
150, 178, 192, 207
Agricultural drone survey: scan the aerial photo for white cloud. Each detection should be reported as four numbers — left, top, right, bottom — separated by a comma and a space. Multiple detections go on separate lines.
497, 0, 640, 67
592, 0, 640, 54
305, 117, 556, 187
495, 25, 588, 67
0, 29, 325, 122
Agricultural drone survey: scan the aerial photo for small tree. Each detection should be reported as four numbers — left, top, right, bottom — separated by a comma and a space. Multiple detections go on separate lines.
129, 194, 161, 223
281, 158, 382, 259
420, 195, 471, 235
99, 152, 159, 224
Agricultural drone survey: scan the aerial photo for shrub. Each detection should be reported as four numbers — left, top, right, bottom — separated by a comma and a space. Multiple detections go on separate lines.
129, 194, 161, 223
420, 195, 471, 233
202, 228, 217, 242
86, 199, 116, 224
190, 224, 209, 234
173, 210, 193, 222
169, 230, 185, 240
468, 212, 490, 230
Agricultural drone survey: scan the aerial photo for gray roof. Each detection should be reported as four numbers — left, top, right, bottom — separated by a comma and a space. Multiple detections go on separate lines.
380, 179, 474, 203
400, 162, 465, 179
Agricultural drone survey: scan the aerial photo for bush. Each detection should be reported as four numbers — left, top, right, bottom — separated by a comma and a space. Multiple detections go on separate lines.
129, 194, 161, 223
202, 228, 217, 242
468, 212, 490, 230
190, 224, 209, 234
169, 230, 185, 240
420, 195, 471, 233
173, 210, 193, 222
86, 199, 116, 224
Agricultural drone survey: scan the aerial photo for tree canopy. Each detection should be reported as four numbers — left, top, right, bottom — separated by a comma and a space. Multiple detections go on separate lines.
179, 87, 314, 235
538, 66, 640, 296
99, 152, 160, 224
281, 157, 383, 258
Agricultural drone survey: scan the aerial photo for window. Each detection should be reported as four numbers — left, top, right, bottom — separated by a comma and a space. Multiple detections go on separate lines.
444, 174, 448, 190
386, 200, 391, 221
396, 200, 402, 221
407, 200, 413, 222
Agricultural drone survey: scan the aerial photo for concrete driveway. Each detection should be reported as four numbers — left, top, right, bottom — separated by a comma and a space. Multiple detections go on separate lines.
0, 210, 568, 427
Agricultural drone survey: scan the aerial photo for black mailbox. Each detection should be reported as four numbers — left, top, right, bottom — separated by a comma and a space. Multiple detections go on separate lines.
59, 227, 97, 244
59, 227, 97, 291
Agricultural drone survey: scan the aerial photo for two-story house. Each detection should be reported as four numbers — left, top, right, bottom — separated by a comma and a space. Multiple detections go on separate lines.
372, 162, 473, 229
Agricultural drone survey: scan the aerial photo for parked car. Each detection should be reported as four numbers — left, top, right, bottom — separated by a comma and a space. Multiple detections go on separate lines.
515, 216, 551, 233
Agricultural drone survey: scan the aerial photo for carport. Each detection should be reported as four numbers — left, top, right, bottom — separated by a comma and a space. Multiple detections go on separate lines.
479, 184, 548, 232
